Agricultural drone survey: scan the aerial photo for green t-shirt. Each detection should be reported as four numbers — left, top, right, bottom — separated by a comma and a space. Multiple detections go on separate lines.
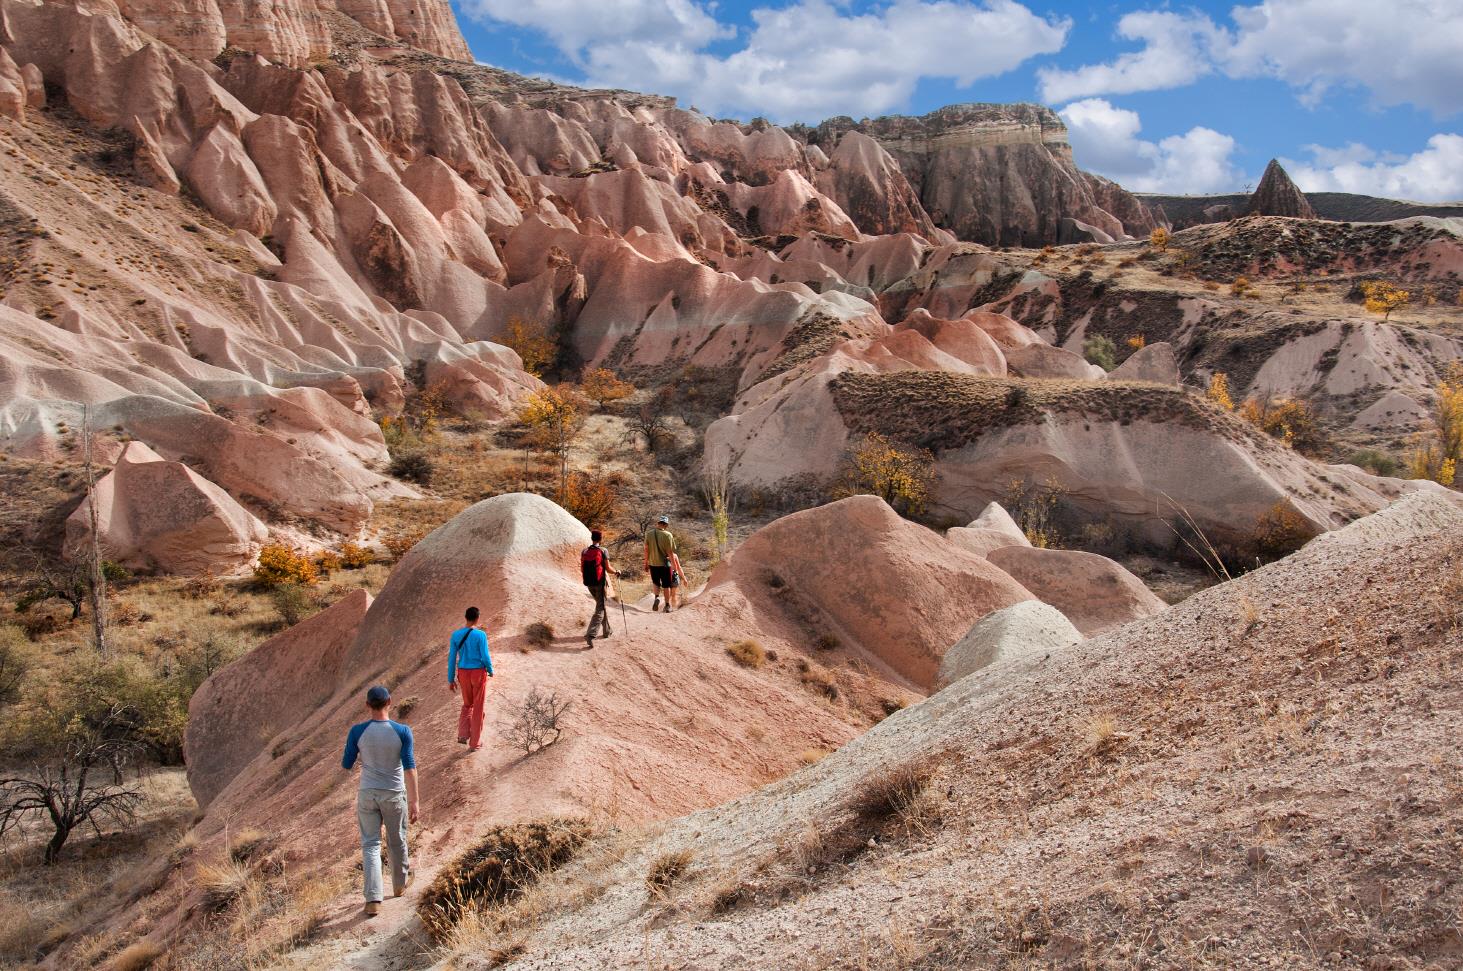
645, 527, 676, 567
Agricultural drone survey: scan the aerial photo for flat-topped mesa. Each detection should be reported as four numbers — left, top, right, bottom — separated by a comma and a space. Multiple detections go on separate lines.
1247, 158, 1317, 219
806, 103, 1154, 246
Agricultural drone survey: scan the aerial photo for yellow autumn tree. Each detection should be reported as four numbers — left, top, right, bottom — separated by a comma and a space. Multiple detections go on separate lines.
581, 367, 634, 410
1148, 227, 1169, 252
519, 384, 586, 498
502, 317, 558, 377
1206, 372, 1234, 411
1360, 280, 1410, 321
1405, 363, 1463, 486
839, 432, 936, 518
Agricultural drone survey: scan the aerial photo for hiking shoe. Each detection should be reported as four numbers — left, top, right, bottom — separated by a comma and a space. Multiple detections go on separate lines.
394, 871, 414, 897
456, 737, 468, 745
584, 633, 595, 649
601, 627, 612, 638
364, 901, 381, 917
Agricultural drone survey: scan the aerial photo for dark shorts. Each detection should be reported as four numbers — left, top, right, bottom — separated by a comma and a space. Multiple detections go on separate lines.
649, 565, 679, 588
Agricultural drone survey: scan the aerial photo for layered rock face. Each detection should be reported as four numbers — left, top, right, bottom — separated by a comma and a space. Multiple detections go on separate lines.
813, 104, 1157, 245
111, 0, 471, 65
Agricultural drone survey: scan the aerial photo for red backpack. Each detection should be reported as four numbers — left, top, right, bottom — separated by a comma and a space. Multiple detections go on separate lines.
580, 545, 607, 585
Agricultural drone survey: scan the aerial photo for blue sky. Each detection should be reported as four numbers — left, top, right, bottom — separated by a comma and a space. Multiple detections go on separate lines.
450, 0, 1463, 200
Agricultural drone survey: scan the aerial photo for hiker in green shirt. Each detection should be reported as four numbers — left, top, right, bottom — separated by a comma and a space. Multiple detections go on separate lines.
644, 514, 683, 612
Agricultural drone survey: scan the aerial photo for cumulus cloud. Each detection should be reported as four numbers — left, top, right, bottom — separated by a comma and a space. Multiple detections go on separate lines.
1059, 98, 1244, 194
1037, 11, 1221, 105
1285, 135, 1463, 202
1038, 0, 1463, 115
461, 0, 1071, 122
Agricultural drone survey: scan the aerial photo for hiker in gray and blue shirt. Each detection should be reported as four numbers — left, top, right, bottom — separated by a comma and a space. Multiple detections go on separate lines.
342, 685, 419, 916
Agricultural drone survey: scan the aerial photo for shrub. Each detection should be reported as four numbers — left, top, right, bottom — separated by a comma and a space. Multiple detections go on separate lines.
725, 640, 766, 669
525, 621, 555, 648
798, 660, 840, 700
1148, 227, 1169, 251
1239, 397, 1328, 455
646, 849, 693, 894
814, 634, 841, 652
253, 544, 319, 588
1082, 334, 1117, 371
1005, 384, 1030, 410
314, 550, 342, 574
0, 628, 27, 707
180, 571, 220, 599
1206, 372, 1235, 411
1348, 449, 1398, 477
388, 451, 435, 485
417, 819, 591, 939
1253, 501, 1316, 561
337, 543, 373, 569
1231, 276, 1251, 296
208, 595, 246, 618
383, 528, 428, 562
271, 583, 316, 627
581, 368, 634, 409
560, 471, 618, 527
1004, 476, 1064, 548
501, 318, 558, 377
836, 432, 936, 518
228, 828, 273, 865
506, 688, 570, 754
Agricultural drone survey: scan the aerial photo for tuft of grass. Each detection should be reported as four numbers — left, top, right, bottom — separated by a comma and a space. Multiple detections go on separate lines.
198, 861, 253, 913
395, 695, 420, 720
847, 761, 937, 824
798, 748, 830, 766
709, 879, 748, 914
417, 818, 592, 940
645, 849, 694, 894
111, 940, 164, 971
725, 640, 766, 669
228, 828, 272, 864
525, 621, 555, 648
814, 634, 841, 651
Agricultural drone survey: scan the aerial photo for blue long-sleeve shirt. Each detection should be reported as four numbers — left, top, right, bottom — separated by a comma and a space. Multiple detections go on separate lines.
448, 626, 492, 683
342, 719, 415, 791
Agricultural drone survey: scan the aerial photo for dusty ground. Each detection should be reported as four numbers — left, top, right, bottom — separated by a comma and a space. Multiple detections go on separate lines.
409, 494, 1463, 971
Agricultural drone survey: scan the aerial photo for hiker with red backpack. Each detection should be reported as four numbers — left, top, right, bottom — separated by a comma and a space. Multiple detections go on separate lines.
581, 530, 620, 648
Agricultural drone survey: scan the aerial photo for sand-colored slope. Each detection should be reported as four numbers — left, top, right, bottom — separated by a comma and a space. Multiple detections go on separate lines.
434, 491, 1463, 969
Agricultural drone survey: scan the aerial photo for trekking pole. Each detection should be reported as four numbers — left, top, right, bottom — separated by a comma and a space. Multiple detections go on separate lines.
618, 583, 629, 635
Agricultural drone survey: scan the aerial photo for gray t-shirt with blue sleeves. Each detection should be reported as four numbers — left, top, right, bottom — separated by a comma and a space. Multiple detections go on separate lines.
342, 719, 415, 791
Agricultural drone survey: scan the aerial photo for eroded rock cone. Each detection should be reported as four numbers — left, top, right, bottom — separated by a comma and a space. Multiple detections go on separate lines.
1246, 159, 1317, 219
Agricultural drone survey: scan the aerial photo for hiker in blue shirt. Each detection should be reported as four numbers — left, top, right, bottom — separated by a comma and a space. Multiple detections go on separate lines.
448, 605, 493, 751
342, 685, 419, 916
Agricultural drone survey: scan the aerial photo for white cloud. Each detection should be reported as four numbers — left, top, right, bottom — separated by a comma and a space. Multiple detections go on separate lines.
1037, 0, 1463, 115
1285, 134, 1463, 202
461, 0, 1071, 122
1059, 98, 1243, 194
1037, 11, 1221, 104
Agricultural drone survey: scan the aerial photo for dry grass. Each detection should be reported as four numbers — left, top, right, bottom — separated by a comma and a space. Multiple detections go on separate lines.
110, 939, 164, 970
198, 860, 254, 914
725, 639, 766, 669
417, 818, 593, 940
645, 849, 694, 895
226, 827, 272, 865
798, 748, 830, 766
525, 621, 555, 648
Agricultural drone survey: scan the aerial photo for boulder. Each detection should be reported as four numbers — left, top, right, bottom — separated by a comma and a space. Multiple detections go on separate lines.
986, 546, 1166, 636
64, 441, 268, 575
938, 600, 1081, 687
946, 501, 1031, 557
185, 589, 373, 808
1005, 342, 1105, 380
1110, 342, 1181, 385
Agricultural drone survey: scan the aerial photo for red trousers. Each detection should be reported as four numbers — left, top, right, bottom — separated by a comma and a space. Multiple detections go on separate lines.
455, 669, 488, 748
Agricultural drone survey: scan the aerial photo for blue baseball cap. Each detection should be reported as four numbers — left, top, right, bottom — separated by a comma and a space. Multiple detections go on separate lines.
366, 685, 391, 706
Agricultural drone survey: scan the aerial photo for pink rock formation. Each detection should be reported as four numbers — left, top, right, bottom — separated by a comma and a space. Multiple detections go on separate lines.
724, 496, 1034, 688
185, 588, 373, 808
986, 546, 1167, 635
64, 441, 269, 575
